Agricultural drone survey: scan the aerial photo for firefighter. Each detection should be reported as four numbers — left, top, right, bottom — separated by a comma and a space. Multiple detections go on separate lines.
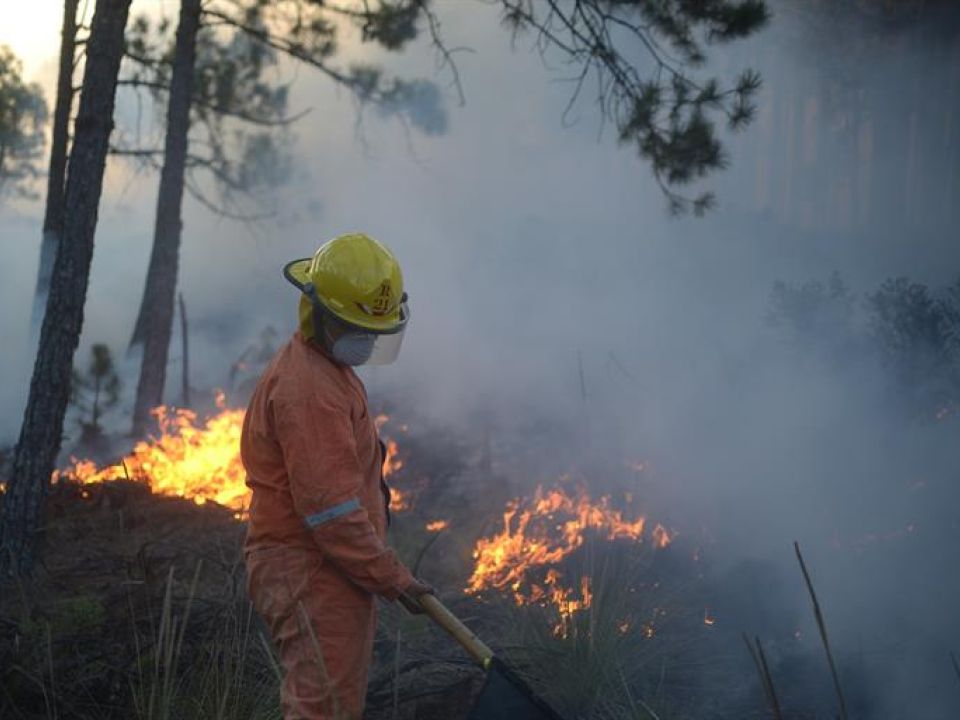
242, 233, 432, 719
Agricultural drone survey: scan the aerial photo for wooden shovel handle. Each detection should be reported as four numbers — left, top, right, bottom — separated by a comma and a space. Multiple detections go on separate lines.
417, 593, 494, 669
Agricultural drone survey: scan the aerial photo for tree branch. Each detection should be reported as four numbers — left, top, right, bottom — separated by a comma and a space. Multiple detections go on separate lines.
108, 146, 164, 157
182, 168, 275, 223
118, 76, 311, 127
123, 48, 168, 68
495, 0, 767, 214
202, 8, 363, 95
413, 0, 468, 106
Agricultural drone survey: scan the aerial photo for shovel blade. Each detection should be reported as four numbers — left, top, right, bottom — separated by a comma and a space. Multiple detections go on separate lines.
467, 658, 566, 720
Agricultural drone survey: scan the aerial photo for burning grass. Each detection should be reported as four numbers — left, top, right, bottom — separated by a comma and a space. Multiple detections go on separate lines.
51, 394, 249, 512
50, 401, 409, 518
466, 484, 674, 636
1, 398, 873, 718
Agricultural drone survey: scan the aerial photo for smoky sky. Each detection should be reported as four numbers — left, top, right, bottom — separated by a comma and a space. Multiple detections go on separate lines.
2, 2, 959, 715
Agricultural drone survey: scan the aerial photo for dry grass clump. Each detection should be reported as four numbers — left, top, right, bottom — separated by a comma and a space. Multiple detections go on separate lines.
0, 475, 490, 720
471, 538, 753, 720
0, 479, 278, 720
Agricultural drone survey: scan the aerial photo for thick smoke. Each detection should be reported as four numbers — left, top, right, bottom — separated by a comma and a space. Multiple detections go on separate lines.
2, 2, 958, 716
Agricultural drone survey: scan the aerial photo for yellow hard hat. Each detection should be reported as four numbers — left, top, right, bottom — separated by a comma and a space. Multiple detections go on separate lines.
284, 233, 409, 364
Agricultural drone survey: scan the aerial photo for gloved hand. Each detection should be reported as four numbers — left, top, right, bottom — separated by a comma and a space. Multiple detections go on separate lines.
398, 577, 435, 614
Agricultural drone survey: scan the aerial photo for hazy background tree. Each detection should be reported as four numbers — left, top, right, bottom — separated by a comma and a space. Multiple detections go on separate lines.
767, 273, 859, 363
768, 273, 960, 416
867, 277, 959, 413
119, 0, 450, 434
117, 9, 297, 219
0, 0, 132, 577
30, 0, 80, 331
70, 343, 121, 445
0, 45, 47, 200
125, 0, 203, 437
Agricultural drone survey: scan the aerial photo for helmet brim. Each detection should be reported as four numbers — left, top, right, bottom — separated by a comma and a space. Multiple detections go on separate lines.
283, 258, 313, 292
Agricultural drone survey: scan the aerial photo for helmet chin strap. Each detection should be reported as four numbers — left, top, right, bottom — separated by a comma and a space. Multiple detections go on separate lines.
303, 282, 335, 351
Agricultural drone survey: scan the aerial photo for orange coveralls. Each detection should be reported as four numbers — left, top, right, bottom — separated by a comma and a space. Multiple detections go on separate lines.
242, 332, 413, 720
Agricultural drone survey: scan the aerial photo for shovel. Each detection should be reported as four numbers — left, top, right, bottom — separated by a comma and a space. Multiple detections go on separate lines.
413, 593, 567, 719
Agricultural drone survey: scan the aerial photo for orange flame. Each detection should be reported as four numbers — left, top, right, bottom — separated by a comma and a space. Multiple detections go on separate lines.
53, 403, 405, 516
390, 487, 411, 511
378, 426, 415, 510
425, 519, 449, 532
382, 438, 404, 477
53, 402, 249, 511
466, 484, 671, 627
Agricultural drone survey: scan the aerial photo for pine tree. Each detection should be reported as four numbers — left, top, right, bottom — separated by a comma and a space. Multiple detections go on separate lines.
70, 344, 122, 442
0, 0, 133, 577
122, 0, 449, 435
0, 45, 47, 200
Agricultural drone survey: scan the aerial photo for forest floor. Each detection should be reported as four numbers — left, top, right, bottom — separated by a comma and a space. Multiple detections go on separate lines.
0, 407, 821, 720
0, 474, 499, 719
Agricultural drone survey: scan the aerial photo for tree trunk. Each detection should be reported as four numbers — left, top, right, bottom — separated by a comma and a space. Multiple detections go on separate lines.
30, 0, 80, 332
0, 0, 131, 578
130, 0, 201, 436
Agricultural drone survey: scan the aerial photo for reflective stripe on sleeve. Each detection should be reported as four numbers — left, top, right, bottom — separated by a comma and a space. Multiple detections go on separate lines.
304, 498, 362, 528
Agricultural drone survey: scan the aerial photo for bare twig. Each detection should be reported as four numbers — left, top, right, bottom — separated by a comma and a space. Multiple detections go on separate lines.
258, 631, 283, 684
178, 293, 190, 408
755, 635, 784, 720
414, 0, 468, 106
412, 531, 442, 576
577, 349, 587, 403
391, 626, 402, 719
742, 632, 783, 720
619, 666, 661, 720
182, 168, 276, 223
298, 600, 341, 717
795, 541, 848, 720
111, 139, 274, 224
44, 624, 58, 720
